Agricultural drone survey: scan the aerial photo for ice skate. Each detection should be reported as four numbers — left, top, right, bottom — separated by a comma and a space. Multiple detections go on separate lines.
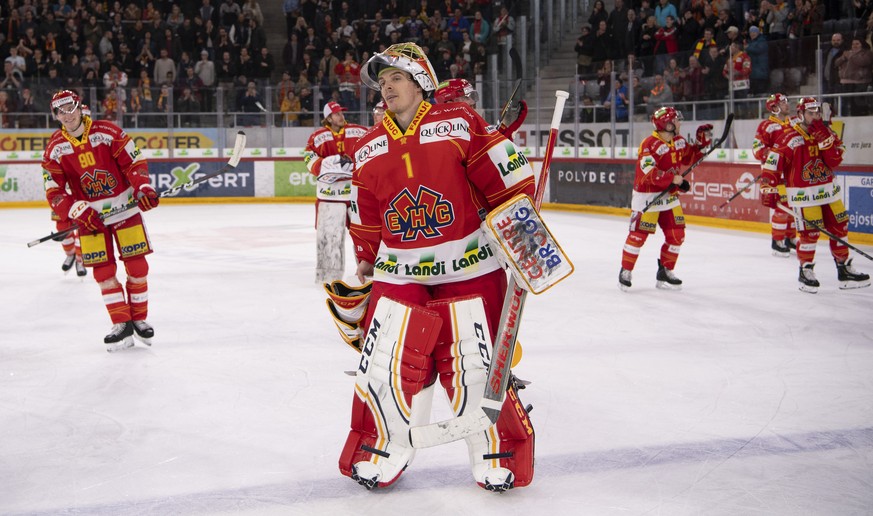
104, 321, 134, 352
619, 268, 632, 291
132, 320, 154, 346
798, 262, 819, 293
836, 258, 870, 290
61, 254, 76, 273
771, 238, 790, 258
786, 237, 797, 253
74, 256, 86, 277
655, 259, 682, 290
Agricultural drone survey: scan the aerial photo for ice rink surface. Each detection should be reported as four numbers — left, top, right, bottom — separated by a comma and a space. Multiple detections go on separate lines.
1, 203, 871, 516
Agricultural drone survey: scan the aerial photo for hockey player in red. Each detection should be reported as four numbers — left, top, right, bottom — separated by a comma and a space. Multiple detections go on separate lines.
338, 43, 536, 492
42, 90, 159, 351
304, 100, 369, 283
434, 78, 528, 139
371, 100, 387, 126
752, 93, 798, 257
762, 97, 870, 292
618, 107, 712, 290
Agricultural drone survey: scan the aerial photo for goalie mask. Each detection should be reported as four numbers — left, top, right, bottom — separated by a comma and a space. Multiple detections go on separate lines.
434, 78, 479, 106
765, 93, 788, 115
50, 90, 81, 120
361, 42, 439, 93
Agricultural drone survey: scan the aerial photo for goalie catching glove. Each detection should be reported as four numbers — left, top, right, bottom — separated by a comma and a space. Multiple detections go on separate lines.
481, 194, 574, 294
324, 280, 372, 352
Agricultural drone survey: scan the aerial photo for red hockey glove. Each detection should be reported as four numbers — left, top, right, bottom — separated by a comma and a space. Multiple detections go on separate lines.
760, 185, 780, 208
808, 119, 836, 150
69, 201, 106, 233
695, 124, 713, 148
136, 184, 160, 211
500, 100, 528, 139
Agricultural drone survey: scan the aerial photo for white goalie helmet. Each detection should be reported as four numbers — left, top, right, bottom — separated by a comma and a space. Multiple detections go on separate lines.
361, 42, 439, 93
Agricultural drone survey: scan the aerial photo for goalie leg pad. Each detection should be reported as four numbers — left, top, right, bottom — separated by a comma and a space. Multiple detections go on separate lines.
429, 296, 535, 490
315, 201, 347, 283
481, 194, 574, 294
339, 297, 442, 489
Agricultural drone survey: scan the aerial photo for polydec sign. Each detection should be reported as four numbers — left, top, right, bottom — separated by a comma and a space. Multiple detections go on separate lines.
149, 161, 254, 197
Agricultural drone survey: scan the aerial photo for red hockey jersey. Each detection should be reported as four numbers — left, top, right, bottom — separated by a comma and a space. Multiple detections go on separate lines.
630, 131, 703, 212
763, 123, 844, 208
303, 122, 369, 176
42, 117, 149, 225
349, 101, 536, 286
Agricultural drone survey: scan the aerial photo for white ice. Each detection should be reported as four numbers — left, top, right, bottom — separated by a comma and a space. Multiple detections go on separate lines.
1, 204, 871, 516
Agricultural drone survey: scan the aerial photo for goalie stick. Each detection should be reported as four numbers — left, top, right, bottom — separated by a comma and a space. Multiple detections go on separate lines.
718, 172, 764, 209
775, 204, 873, 262
631, 113, 735, 225
28, 131, 247, 248
409, 91, 570, 449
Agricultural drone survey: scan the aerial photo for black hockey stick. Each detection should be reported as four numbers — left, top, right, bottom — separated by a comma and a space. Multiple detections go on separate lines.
776, 204, 873, 262
632, 113, 734, 225
409, 91, 570, 448
28, 131, 247, 248
496, 47, 523, 130
718, 172, 764, 209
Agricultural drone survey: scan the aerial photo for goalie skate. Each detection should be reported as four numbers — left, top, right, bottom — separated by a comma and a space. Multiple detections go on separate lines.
105, 321, 134, 352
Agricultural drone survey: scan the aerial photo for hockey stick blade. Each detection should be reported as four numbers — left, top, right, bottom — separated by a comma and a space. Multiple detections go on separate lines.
635, 114, 734, 221
776, 204, 873, 262
27, 131, 247, 247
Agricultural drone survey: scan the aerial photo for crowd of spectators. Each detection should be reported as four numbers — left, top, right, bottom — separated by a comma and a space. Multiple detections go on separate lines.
0, 0, 526, 128
574, 0, 873, 119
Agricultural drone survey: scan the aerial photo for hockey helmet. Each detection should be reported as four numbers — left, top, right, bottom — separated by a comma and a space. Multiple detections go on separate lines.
361, 42, 439, 93
434, 78, 479, 105
651, 106, 682, 131
81, 104, 92, 117
765, 93, 788, 114
51, 90, 81, 119
373, 100, 387, 113
796, 96, 820, 116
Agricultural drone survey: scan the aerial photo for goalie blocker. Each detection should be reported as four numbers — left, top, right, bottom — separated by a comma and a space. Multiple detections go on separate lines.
481, 194, 574, 294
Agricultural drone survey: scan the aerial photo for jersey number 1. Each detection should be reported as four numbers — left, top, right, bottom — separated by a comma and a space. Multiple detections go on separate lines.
401, 152, 413, 178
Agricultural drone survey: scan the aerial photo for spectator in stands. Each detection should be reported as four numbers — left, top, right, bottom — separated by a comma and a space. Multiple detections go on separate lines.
724, 40, 752, 115
644, 73, 673, 115
167, 5, 185, 30
603, 76, 629, 121
588, 0, 608, 29
692, 29, 718, 62
608, 0, 630, 57
103, 62, 129, 104
681, 55, 705, 102
220, 0, 241, 27
655, 0, 677, 27
284, 0, 300, 37
283, 32, 303, 73
638, 15, 658, 74
678, 10, 701, 52
0, 60, 23, 90
0, 90, 14, 128
237, 47, 254, 79
823, 32, 846, 95
700, 44, 728, 99
124, 1, 142, 22
663, 57, 682, 98
253, 46, 274, 89
469, 9, 490, 44
493, 6, 515, 45
101, 89, 123, 121
621, 8, 641, 65
447, 8, 470, 45
17, 85, 39, 128
298, 84, 313, 126
153, 48, 175, 86
575, 24, 595, 75
334, 50, 360, 113
280, 88, 301, 126
63, 53, 83, 87
242, 0, 264, 26
239, 80, 264, 126
176, 86, 201, 126
592, 20, 614, 65
745, 25, 770, 95
653, 15, 678, 73
836, 36, 873, 116
763, 0, 789, 40
319, 46, 339, 86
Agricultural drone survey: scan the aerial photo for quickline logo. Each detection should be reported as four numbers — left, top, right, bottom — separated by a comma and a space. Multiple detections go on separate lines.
0, 167, 19, 192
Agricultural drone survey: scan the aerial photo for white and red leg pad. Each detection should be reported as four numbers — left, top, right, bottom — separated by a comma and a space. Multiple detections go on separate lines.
339, 296, 442, 489
315, 201, 347, 284
430, 296, 535, 491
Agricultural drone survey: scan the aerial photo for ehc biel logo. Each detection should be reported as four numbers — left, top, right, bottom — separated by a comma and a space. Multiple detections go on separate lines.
80, 169, 117, 197
385, 186, 454, 241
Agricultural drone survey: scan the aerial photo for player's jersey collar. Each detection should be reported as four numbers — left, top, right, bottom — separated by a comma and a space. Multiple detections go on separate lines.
62, 116, 93, 146
383, 101, 431, 140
